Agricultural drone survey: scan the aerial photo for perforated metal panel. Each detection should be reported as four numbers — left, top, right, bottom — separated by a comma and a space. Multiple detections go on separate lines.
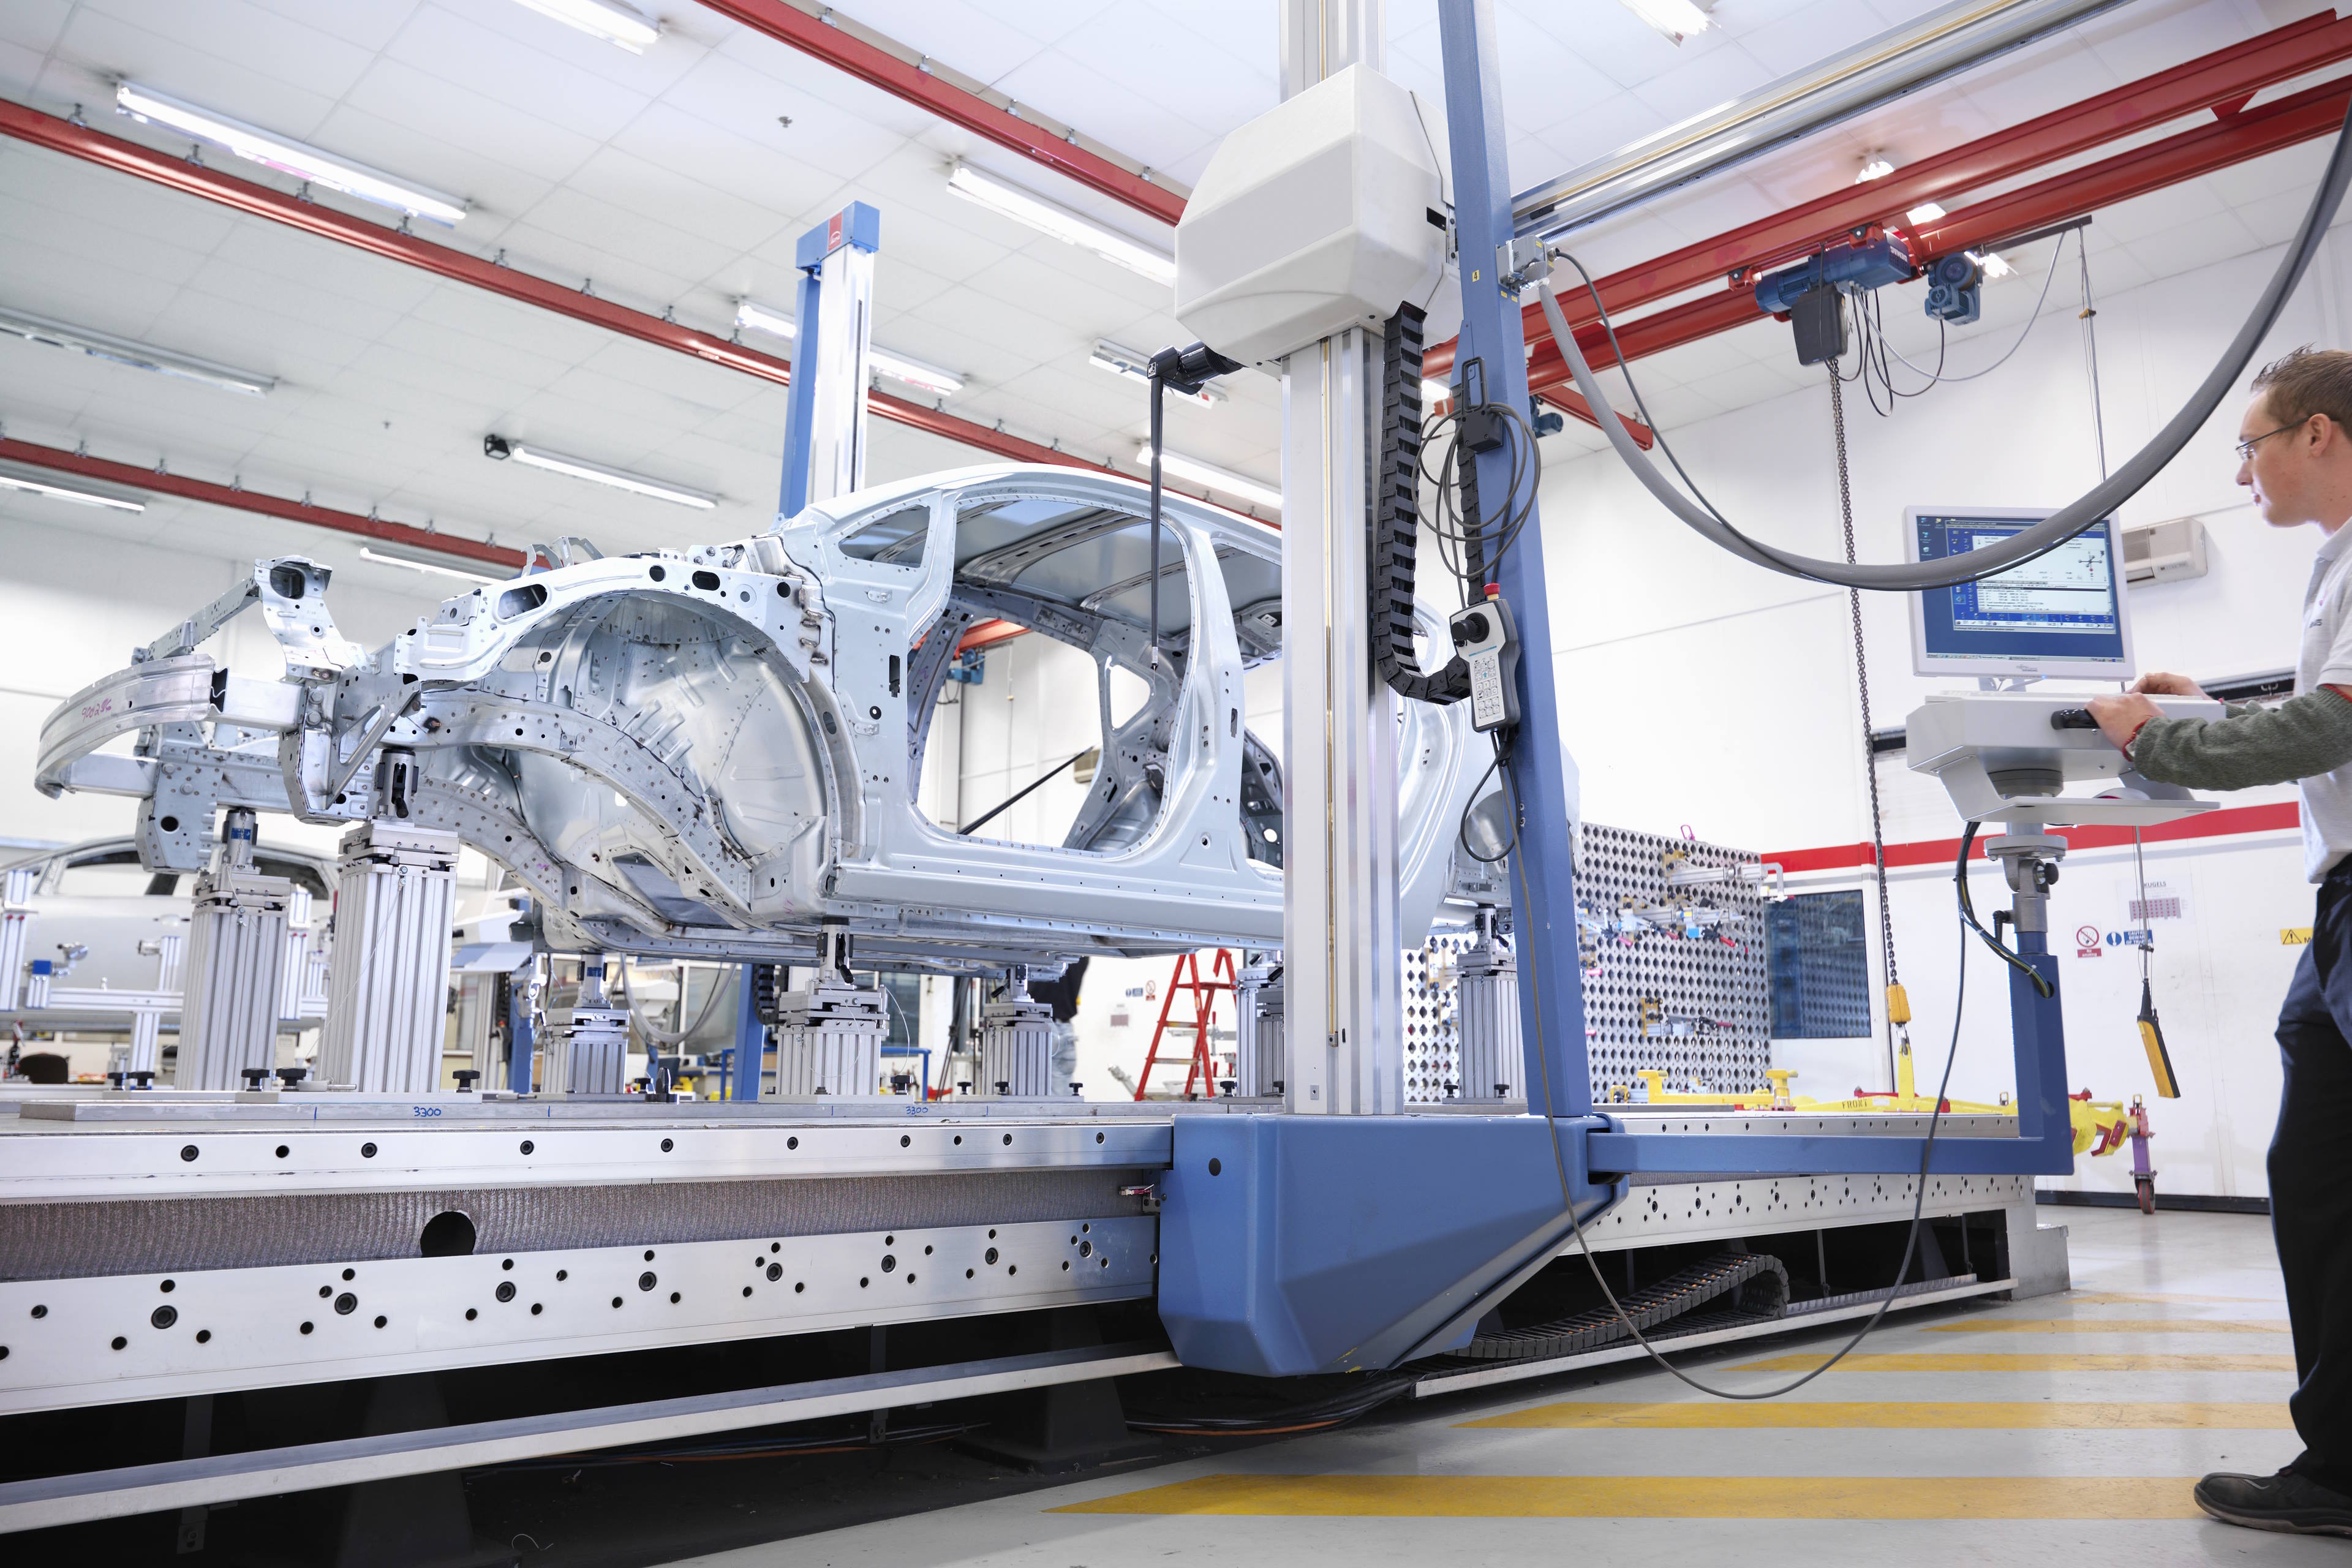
1403, 932, 1472, 1104
1576, 822, 1770, 1098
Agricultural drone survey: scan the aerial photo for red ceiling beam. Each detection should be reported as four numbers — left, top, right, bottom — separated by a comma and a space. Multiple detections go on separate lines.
1522, 72, 2352, 399
696, 1, 1186, 228
1913, 74, 2352, 258
0, 436, 527, 568
0, 99, 1117, 480
1431, 8, 2352, 380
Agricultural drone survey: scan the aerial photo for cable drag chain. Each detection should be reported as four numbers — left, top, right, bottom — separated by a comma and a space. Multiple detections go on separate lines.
1453, 1250, 1791, 1363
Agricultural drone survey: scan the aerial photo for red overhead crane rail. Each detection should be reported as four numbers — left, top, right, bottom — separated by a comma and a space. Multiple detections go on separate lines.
0, 436, 527, 569
1431, 10, 2352, 382
1517, 59, 2352, 402
0, 98, 1117, 484
696, 0, 1188, 228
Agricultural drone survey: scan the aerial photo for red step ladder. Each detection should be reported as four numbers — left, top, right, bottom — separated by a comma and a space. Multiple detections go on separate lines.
1133, 949, 1236, 1100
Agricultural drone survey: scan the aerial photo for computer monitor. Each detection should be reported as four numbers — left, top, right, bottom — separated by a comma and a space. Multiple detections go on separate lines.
1905, 507, 2134, 681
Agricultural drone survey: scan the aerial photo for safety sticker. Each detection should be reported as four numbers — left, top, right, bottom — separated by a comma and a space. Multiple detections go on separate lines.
2285, 927, 2315, 945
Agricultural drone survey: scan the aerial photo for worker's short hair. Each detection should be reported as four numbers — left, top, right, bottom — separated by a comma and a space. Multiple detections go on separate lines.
2252, 345, 2352, 430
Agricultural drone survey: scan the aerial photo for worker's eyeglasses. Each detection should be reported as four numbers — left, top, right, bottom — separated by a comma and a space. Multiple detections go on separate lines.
2236, 423, 2301, 461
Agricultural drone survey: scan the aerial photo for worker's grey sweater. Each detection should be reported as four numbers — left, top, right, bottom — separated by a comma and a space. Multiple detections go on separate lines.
2130, 690, 2352, 790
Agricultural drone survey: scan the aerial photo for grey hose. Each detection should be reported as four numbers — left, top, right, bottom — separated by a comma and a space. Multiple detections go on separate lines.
1534, 92, 2352, 592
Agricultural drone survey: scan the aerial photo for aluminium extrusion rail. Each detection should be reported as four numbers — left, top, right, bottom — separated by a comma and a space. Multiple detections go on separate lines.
0, 1343, 1180, 1535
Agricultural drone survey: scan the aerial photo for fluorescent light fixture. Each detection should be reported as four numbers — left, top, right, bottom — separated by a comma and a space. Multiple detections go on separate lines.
360, 545, 505, 584
733, 301, 964, 396
1135, 445, 1282, 512
1423, 379, 1453, 405
1855, 154, 1894, 183
0, 306, 275, 396
1088, 339, 1221, 407
510, 0, 660, 51
1973, 250, 2016, 280
0, 466, 145, 513
1621, 0, 1712, 42
115, 82, 468, 227
1905, 201, 1948, 225
948, 162, 1176, 285
483, 434, 715, 510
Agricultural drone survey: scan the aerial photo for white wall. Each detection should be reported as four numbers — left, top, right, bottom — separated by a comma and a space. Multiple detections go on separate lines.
1532, 227, 2352, 1199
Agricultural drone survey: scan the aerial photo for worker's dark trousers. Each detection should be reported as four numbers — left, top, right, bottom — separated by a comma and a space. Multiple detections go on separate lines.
2271, 870, 2352, 1493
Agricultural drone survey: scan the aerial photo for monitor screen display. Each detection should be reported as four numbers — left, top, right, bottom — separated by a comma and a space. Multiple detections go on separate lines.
1911, 511, 2130, 677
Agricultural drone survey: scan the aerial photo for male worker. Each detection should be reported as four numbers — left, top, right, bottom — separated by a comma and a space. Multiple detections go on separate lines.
2087, 347, 2352, 1537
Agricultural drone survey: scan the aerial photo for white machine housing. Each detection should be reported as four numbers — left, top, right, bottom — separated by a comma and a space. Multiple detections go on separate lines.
1905, 690, 2224, 825
1175, 62, 1452, 366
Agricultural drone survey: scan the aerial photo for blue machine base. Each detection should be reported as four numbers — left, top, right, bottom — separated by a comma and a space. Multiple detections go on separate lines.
1156, 1112, 1619, 1378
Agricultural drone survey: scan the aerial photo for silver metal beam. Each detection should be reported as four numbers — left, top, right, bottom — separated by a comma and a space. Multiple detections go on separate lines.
1512, 0, 2133, 239
1279, 0, 1406, 1115
0, 1343, 1177, 1534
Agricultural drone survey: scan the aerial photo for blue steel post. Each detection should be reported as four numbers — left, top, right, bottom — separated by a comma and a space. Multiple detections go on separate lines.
731, 965, 764, 1102
775, 202, 881, 518
504, 970, 533, 1095
2010, 929, 2071, 1152
777, 260, 823, 518
1434, 0, 1591, 1120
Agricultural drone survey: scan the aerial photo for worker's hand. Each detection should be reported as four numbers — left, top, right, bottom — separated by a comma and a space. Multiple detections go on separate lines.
2132, 671, 2208, 698
2087, 692, 2163, 753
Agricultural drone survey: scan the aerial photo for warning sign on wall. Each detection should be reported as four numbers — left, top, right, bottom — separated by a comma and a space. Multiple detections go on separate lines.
2075, 925, 2103, 958
2285, 927, 2315, 946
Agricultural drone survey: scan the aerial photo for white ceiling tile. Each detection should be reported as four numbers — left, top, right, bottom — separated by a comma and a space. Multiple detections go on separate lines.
820, 2, 1053, 86
606, 100, 843, 221
1736, 0, 1892, 76
488, 210, 709, 314
0, 0, 73, 55
379, 4, 653, 143
337, 56, 600, 189
987, 48, 1219, 186
74, 0, 378, 119
2121, 207, 2264, 279
561, 145, 792, 255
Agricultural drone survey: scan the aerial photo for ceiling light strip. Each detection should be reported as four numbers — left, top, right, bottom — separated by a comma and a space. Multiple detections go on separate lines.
0, 99, 1115, 478
0, 435, 524, 568
1135, 445, 1283, 512
484, 434, 716, 509
949, 162, 1175, 284
691, 0, 1185, 226
0, 306, 276, 396
510, 0, 660, 52
734, 301, 965, 396
115, 83, 466, 226
0, 468, 143, 511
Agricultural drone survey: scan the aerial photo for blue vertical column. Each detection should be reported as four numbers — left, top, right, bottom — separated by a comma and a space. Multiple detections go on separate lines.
731, 964, 766, 1102
1434, 0, 1592, 1120
504, 970, 534, 1095
777, 202, 881, 517
2007, 930, 2073, 1172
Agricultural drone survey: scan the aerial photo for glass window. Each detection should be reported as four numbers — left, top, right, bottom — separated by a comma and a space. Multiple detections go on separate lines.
1766, 889, 1873, 1039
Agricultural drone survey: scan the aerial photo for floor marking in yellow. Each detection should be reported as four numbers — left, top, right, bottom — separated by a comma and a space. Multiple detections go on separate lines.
1458, 1401, 2289, 1431
1053, 1474, 2204, 1520
1731, 1352, 2295, 1373
1922, 1317, 2289, 1335
2069, 1291, 2278, 1306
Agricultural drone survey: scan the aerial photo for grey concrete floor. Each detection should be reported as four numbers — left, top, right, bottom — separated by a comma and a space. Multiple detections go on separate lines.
666, 1205, 2340, 1567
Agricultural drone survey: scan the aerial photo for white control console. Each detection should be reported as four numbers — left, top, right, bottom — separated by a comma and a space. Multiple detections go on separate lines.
1905, 690, 2225, 826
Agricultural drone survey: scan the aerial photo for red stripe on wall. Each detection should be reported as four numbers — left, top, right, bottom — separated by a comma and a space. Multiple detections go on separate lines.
1768, 801, 2304, 873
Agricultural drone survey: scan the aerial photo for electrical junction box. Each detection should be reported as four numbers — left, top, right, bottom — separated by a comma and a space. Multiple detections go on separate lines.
2121, 515, 2209, 585
1175, 62, 1453, 366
